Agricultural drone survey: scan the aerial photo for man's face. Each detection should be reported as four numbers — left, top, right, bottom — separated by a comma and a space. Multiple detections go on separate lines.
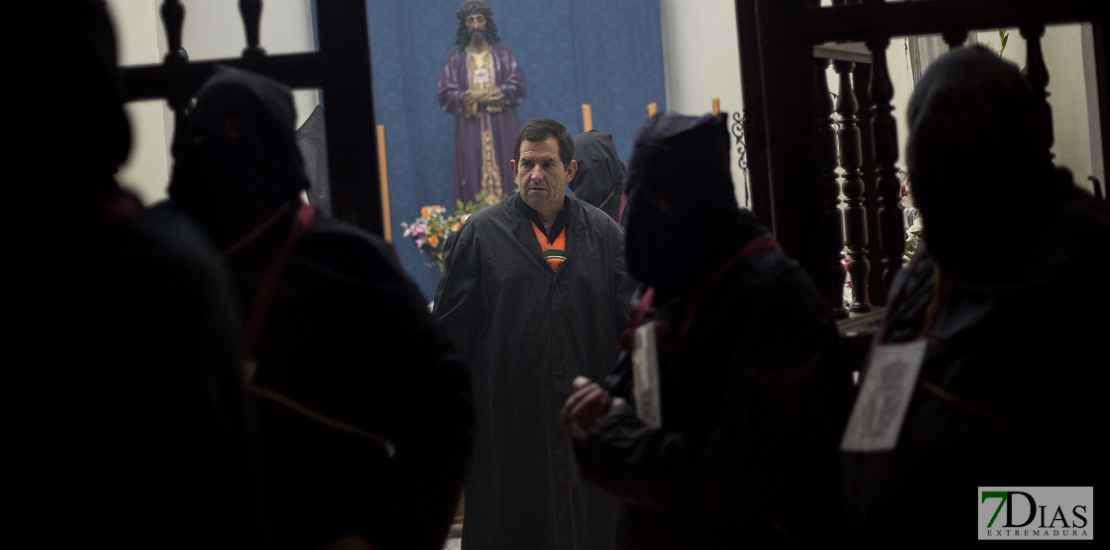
466, 14, 487, 44
511, 137, 577, 216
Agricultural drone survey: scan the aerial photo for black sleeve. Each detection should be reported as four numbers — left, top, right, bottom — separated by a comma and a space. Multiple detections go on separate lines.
433, 223, 485, 360
365, 239, 474, 550
289, 221, 474, 550
575, 265, 849, 525
97, 206, 268, 547
609, 222, 636, 338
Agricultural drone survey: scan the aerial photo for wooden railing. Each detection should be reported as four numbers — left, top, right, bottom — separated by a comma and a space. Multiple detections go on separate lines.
735, 0, 1107, 316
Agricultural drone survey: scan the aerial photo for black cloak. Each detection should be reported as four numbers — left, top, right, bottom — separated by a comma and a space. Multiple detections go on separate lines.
29, 2, 264, 547
171, 68, 474, 550
841, 46, 1110, 541
571, 131, 626, 221
434, 193, 636, 550
574, 113, 851, 548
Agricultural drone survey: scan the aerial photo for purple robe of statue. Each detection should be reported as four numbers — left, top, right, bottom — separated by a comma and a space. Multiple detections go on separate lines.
437, 41, 526, 205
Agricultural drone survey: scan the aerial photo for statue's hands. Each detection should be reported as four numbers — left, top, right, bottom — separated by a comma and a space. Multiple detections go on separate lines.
562, 376, 617, 440
461, 89, 480, 106
480, 88, 505, 105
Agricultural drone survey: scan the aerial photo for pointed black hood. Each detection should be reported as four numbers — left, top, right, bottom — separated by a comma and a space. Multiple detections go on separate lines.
570, 131, 625, 220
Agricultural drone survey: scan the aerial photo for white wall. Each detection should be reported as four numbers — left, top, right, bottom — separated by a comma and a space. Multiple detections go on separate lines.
107, 0, 171, 204
658, 0, 747, 206
1044, 24, 1102, 192
106, 0, 318, 205
974, 25, 1100, 194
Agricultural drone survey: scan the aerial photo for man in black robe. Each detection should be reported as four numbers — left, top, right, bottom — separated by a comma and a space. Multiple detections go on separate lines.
562, 113, 851, 548
841, 46, 1108, 542
570, 131, 626, 222
170, 67, 474, 550
435, 118, 635, 550
27, 2, 265, 547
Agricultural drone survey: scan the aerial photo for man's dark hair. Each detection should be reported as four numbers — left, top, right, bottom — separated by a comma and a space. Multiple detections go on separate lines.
514, 118, 574, 167
456, 1, 501, 48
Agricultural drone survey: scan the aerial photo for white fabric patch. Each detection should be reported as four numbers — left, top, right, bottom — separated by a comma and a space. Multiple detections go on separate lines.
631, 323, 662, 428
840, 340, 927, 452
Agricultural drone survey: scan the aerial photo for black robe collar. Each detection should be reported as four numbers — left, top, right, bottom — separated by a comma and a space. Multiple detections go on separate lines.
510, 193, 571, 244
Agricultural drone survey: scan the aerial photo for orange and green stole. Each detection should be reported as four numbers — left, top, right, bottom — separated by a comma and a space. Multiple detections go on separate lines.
531, 222, 567, 272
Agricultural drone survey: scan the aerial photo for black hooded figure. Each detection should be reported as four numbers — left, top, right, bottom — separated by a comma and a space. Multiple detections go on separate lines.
841, 46, 1109, 541
569, 113, 851, 548
28, 1, 264, 547
170, 68, 474, 550
571, 131, 627, 221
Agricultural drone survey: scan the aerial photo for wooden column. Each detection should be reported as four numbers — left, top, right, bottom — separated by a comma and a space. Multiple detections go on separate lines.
815, 58, 847, 318
752, 0, 823, 285
647, 103, 658, 117
317, 1, 383, 235
835, 59, 871, 312
582, 104, 593, 132
866, 33, 904, 293
1021, 23, 1056, 165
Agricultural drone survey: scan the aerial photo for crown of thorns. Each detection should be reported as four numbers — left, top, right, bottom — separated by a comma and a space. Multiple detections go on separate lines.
457, 1, 492, 20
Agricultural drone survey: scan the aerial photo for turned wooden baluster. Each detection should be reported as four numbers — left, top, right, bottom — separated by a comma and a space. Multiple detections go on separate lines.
835, 60, 871, 312
1021, 23, 1055, 164
815, 58, 848, 318
160, 1, 189, 145
942, 29, 969, 48
865, 35, 904, 292
240, 0, 266, 58
161, 0, 187, 65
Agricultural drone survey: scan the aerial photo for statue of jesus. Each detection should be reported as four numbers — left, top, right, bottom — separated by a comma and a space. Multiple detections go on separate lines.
437, 0, 526, 205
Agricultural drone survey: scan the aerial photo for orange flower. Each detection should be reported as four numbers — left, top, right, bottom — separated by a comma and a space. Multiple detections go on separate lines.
428, 235, 440, 247
450, 222, 461, 232
421, 206, 432, 218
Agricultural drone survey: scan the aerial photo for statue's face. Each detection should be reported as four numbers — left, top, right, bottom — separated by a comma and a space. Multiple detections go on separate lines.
465, 13, 487, 43
465, 14, 486, 30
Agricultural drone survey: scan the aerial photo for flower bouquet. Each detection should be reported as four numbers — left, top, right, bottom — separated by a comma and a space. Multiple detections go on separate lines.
401, 190, 496, 269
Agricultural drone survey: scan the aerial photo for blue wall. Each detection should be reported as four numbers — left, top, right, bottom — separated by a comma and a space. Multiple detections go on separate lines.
366, 0, 666, 299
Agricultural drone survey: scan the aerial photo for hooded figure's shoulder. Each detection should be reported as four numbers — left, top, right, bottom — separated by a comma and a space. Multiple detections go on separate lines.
294, 212, 413, 288
138, 201, 235, 289
994, 190, 1110, 294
